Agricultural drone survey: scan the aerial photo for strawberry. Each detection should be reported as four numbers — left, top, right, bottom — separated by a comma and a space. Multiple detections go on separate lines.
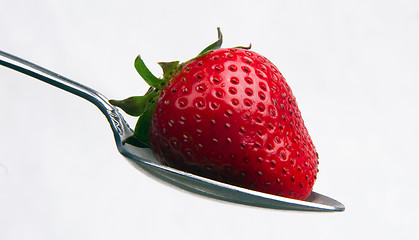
110, 28, 319, 200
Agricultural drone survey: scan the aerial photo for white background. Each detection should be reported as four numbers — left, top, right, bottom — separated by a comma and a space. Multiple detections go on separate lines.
1, 0, 419, 239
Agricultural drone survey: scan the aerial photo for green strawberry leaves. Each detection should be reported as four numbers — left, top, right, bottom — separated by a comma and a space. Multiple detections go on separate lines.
108, 90, 158, 116
110, 88, 158, 147
134, 55, 165, 89
198, 27, 223, 57
110, 28, 225, 148
133, 101, 156, 146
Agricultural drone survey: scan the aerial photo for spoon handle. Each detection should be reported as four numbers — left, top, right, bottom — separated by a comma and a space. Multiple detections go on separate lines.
0, 51, 112, 111
0, 50, 129, 140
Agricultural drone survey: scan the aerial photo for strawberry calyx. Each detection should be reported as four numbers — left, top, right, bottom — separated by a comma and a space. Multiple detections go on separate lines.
110, 28, 224, 147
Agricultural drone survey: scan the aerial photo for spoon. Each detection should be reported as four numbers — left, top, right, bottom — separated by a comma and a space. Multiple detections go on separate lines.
0, 50, 344, 212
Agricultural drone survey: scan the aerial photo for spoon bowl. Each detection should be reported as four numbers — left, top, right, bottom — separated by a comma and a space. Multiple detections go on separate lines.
0, 50, 344, 212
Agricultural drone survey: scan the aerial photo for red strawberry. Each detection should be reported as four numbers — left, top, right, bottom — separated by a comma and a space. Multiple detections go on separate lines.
111, 28, 319, 200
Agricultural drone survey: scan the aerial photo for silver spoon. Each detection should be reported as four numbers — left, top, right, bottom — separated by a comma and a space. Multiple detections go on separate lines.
0, 50, 344, 212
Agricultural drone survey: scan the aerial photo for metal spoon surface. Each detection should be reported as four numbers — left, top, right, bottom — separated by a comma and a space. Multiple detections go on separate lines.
0, 50, 344, 212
